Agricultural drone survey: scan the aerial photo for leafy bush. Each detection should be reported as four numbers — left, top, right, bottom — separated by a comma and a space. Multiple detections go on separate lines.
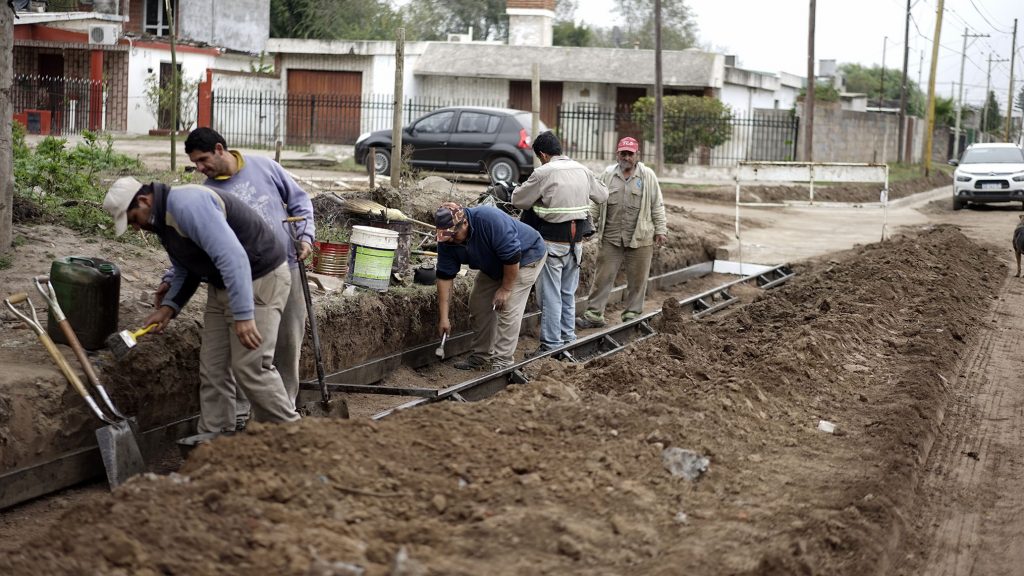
13, 131, 144, 234
632, 95, 733, 164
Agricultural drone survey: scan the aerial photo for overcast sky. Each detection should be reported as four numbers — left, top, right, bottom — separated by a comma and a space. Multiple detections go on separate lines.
577, 0, 1022, 111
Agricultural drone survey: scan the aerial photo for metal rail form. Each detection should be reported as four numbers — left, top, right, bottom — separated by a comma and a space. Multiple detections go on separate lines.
371, 263, 794, 420
0, 261, 790, 511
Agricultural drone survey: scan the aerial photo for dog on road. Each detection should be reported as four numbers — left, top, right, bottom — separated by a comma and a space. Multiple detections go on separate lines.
1014, 215, 1024, 277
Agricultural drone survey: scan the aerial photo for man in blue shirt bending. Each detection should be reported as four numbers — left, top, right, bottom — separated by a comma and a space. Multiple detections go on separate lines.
435, 202, 546, 370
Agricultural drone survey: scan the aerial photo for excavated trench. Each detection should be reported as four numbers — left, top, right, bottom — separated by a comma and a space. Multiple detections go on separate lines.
0, 224, 1002, 575
0, 189, 722, 507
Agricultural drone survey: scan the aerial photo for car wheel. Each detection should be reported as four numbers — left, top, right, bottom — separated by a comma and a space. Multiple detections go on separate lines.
952, 196, 965, 211
370, 149, 391, 175
488, 157, 519, 184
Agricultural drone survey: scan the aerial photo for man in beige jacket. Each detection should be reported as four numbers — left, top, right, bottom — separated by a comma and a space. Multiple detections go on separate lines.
577, 136, 668, 328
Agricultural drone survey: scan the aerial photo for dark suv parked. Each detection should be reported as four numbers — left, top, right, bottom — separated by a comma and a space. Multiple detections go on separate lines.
354, 106, 547, 183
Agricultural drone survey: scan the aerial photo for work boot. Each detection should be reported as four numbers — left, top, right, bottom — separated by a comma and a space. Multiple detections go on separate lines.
525, 344, 555, 359
621, 311, 640, 322
453, 354, 489, 371
575, 314, 606, 329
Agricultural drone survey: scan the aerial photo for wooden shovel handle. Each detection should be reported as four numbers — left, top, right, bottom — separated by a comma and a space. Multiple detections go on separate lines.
36, 329, 93, 402
55, 319, 104, 391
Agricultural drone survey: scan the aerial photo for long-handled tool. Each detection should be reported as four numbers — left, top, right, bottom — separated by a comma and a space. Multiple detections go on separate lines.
34, 277, 132, 420
5, 292, 146, 488
285, 216, 349, 419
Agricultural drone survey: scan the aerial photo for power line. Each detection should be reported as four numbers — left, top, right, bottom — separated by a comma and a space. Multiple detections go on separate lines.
965, 0, 1013, 34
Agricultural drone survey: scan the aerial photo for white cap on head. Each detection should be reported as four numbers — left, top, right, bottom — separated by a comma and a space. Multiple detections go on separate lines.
103, 176, 144, 236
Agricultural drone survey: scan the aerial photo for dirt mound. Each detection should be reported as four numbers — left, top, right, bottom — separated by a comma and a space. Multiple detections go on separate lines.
0, 225, 1001, 575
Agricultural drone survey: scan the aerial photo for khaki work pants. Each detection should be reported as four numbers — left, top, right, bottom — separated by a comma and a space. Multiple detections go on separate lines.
467, 254, 546, 369
197, 263, 300, 433
584, 241, 654, 321
231, 265, 307, 416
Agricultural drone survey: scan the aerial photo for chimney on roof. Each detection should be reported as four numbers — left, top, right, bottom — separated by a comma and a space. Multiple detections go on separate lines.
506, 0, 556, 47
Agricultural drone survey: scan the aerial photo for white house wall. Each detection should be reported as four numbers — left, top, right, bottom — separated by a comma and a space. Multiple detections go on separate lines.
178, 0, 270, 54
126, 47, 218, 135
418, 76, 508, 105
720, 83, 775, 116
210, 73, 283, 147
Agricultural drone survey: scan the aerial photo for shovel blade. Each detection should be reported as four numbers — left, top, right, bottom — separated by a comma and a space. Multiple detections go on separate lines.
300, 397, 350, 419
95, 420, 147, 488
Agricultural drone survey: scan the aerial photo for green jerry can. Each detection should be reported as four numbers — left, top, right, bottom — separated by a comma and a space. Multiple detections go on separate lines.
46, 256, 121, 350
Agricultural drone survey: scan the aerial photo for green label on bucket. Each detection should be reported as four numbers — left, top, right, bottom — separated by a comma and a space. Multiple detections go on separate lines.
351, 245, 395, 282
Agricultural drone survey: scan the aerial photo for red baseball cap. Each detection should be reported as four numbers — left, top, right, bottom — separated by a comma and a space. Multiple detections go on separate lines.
617, 137, 639, 153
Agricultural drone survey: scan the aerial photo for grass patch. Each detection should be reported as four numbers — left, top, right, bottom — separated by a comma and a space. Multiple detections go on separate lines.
0, 254, 11, 270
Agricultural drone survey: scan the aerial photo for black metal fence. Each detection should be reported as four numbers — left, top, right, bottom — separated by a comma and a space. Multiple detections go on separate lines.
10, 74, 106, 137
211, 90, 507, 149
210, 90, 800, 166
557, 103, 800, 165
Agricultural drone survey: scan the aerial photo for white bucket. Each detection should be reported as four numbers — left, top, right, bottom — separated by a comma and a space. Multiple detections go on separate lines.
347, 225, 400, 291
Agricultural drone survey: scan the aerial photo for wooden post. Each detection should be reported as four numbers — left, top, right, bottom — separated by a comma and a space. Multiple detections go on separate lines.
390, 28, 405, 188
804, 0, 815, 163
0, 4, 13, 254
165, 0, 178, 172
654, 0, 664, 173
532, 63, 541, 168
368, 146, 376, 189
274, 139, 282, 163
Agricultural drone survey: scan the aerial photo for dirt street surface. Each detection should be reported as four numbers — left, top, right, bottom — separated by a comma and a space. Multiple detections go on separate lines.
4, 169, 1024, 574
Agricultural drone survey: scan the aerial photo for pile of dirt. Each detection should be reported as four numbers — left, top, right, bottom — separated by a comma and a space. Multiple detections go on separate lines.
0, 225, 1001, 575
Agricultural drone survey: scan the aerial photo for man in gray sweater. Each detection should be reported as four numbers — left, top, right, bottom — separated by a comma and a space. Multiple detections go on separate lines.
154, 128, 316, 424
104, 177, 299, 431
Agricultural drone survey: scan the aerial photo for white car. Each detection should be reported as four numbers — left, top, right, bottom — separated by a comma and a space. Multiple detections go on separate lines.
950, 143, 1024, 210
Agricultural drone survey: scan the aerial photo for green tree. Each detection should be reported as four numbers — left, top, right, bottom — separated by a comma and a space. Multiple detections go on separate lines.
839, 63, 925, 116
400, 0, 508, 41
605, 0, 697, 50
270, 0, 402, 40
982, 90, 1002, 132
933, 96, 955, 127
632, 95, 732, 163
799, 81, 841, 103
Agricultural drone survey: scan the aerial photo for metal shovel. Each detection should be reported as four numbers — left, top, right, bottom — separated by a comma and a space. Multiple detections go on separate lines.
285, 217, 349, 419
5, 292, 146, 488
435, 331, 448, 360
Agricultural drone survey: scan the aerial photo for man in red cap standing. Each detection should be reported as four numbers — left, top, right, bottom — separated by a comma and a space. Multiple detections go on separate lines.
577, 136, 668, 328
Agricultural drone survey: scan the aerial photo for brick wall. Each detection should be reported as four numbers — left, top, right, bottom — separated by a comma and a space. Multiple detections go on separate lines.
506, 0, 556, 10
11, 45, 129, 132
125, 0, 144, 35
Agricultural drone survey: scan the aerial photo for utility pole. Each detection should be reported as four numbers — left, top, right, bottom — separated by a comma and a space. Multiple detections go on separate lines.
981, 54, 1009, 141
1006, 19, 1018, 141
954, 28, 989, 159
654, 0, 664, 173
390, 28, 405, 188
165, 0, 178, 172
805, 0, 816, 162
879, 36, 887, 111
898, 0, 911, 163
923, 0, 944, 176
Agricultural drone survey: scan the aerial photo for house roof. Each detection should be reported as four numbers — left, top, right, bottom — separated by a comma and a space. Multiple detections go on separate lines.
11, 11, 124, 25
415, 44, 723, 89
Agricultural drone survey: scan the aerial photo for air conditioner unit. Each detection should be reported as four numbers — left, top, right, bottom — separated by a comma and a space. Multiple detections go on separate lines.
447, 33, 472, 43
88, 24, 119, 46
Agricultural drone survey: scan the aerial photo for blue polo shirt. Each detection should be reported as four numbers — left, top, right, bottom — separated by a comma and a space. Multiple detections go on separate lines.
436, 205, 545, 282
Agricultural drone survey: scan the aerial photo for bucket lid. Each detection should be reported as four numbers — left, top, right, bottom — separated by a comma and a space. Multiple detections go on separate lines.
351, 225, 399, 238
